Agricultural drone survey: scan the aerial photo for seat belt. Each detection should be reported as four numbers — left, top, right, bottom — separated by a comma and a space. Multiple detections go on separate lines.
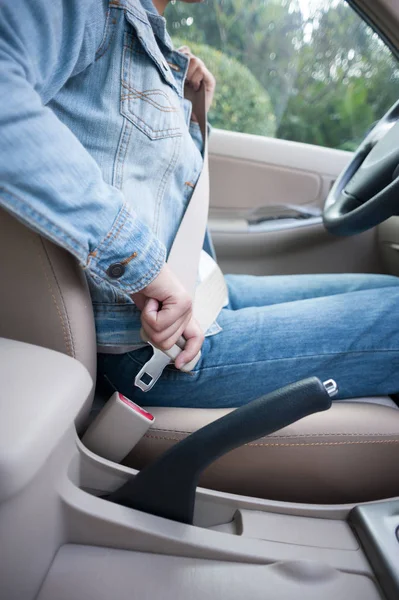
135, 86, 227, 392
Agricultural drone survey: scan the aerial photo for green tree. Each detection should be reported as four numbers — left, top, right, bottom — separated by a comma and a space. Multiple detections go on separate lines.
167, 0, 304, 123
167, 1, 399, 150
173, 38, 276, 136
277, 2, 399, 149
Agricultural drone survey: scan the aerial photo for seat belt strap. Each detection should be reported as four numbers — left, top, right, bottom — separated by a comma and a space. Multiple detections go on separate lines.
135, 86, 227, 392
167, 86, 210, 298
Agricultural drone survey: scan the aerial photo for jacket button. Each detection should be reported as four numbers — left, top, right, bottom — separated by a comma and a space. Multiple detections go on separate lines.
107, 263, 126, 279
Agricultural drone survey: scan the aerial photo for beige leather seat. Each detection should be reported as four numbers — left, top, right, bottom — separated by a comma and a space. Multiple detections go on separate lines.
1, 206, 399, 504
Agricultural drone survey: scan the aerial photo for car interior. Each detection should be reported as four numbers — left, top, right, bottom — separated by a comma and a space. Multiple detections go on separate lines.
1, 0, 399, 599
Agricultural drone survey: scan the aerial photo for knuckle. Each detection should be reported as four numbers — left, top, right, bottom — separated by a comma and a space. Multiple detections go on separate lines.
152, 320, 163, 333
179, 46, 192, 57
158, 339, 172, 351
182, 297, 192, 313
150, 331, 163, 345
151, 328, 164, 341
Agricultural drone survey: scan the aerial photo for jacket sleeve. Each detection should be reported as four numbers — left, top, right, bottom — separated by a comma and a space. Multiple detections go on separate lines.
0, 0, 166, 295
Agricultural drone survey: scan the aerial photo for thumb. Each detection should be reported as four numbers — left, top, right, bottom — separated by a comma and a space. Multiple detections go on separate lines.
142, 297, 160, 324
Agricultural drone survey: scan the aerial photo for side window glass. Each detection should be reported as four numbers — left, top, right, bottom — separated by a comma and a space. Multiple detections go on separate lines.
167, 0, 399, 150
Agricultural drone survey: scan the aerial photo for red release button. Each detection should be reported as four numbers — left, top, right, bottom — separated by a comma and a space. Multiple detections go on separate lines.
118, 393, 154, 421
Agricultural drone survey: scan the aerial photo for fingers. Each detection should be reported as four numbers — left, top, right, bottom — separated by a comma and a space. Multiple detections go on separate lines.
178, 46, 216, 111
140, 297, 204, 369
141, 294, 192, 349
178, 45, 191, 56
179, 47, 206, 90
131, 264, 204, 369
141, 301, 192, 351
142, 296, 159, 317
187, 58, 205, 90
175, 318, 204, 369
189, 63, 205, 91
143, 293, 192, 330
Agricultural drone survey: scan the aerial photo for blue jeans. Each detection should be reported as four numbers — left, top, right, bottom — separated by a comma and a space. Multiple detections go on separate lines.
98, 273, 399, 408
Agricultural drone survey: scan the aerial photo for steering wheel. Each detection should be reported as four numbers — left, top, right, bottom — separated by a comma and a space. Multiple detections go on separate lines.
323, 100, 399, 236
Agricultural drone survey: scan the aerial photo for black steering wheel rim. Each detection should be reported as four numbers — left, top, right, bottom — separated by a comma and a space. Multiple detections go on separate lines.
323, 100, 399, 236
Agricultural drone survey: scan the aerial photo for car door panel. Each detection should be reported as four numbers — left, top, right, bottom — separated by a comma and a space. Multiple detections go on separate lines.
209, 129, 383, 276
209, 129, 351, 212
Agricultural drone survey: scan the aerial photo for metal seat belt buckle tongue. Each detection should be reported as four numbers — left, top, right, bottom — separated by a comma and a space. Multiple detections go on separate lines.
134, 330, 201, 392
135, 85, 227, 392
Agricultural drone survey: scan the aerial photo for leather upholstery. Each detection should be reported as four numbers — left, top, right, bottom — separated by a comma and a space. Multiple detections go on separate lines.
2, 207, 399, 504
0, 208, 96, 425
125, 400, 399, 504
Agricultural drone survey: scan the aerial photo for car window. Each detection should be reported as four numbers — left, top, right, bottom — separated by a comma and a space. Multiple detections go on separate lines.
166, 0, 399, 150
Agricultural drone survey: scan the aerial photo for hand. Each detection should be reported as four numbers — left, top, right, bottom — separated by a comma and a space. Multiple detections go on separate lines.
131, 264, 204, 369
178, 46, 216, 117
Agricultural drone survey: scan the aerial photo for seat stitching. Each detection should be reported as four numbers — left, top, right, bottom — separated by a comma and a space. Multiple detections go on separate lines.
144, 434, 399, 448
37, 242, 73, 357
147, 428, 399, 437
41, 239, 76, 359
248, 439, 399, 448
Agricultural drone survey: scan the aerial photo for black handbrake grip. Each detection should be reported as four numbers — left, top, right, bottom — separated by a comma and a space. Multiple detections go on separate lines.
108, 376, 336, 524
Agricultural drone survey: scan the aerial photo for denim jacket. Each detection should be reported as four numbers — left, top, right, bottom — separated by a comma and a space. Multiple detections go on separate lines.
0, 0, 221, 350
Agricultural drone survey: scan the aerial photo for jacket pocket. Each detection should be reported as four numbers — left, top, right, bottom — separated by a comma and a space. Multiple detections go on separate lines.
121, 31, 182, 140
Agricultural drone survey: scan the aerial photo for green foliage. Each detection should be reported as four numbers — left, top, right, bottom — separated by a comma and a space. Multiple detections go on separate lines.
166, 0, 399, 150
173, 38, 276, 136
168, 0, 303, 123
276, 2, 399, 149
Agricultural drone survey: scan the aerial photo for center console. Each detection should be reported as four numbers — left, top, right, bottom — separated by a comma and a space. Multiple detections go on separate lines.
350, 500, 399, 600
0, 338, 397, 600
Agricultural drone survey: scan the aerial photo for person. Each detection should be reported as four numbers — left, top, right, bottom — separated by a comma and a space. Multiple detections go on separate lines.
2, 0, 399, 409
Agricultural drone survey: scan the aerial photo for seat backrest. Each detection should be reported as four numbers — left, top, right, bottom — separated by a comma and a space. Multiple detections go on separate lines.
0, 208, 96, 422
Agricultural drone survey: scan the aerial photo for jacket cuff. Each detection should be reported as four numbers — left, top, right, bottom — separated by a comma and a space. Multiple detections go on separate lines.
87, 202, 166, 294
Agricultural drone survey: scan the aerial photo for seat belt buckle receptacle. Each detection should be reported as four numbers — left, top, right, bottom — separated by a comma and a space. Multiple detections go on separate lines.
82, 391, 154, 463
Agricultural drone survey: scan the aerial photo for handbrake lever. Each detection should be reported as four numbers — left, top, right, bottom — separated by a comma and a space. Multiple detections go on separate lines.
107, 377, 337, 524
